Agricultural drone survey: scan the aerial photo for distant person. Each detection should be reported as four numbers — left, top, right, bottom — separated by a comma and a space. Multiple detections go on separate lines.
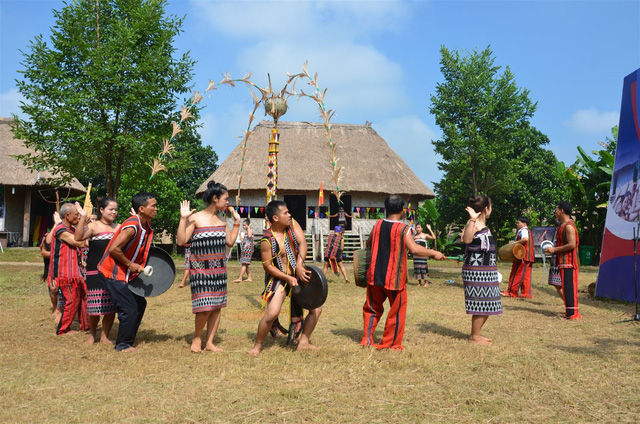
248, 200, 320, 357
177, 181, 241, 353
461, 195, 502, 345
502, 217, 535, 298
49, 203, 89, 335
544, 201, 581, 320
234, 219, 255, 283
322, 225, 350, 284
329, 206, 352, 228
74, 197, 119, 345
177, 242, 191, 288
413, 223, 436, 287
361, 194, 445, 350
97, 192, 157, 352
40, 211, 61, 321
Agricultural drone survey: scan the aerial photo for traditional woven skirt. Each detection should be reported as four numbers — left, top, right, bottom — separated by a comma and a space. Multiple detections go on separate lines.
462, 232, 502, 316
239, 237, 254, 265
548, 255, 562, 287
86, 271, 117, 315
184, 245, 191, 269
189, 226, 228, 313
413, 238, 429, 278
86, 233, 116, 316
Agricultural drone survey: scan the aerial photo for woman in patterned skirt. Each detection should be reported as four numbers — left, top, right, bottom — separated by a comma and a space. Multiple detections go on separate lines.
74, 197, 119, 345
413, 223, 436, 287
233, 219, 254, 283
461, 195, 502, 345
178, 180, 241, 353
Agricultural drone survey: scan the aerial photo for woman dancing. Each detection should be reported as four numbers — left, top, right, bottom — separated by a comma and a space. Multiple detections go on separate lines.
178, 181, 241, 353
74, 198, 119, 345
460, 195, 502, 345
413, 223, 436, 287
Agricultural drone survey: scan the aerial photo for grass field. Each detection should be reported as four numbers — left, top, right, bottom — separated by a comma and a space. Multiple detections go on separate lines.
1, 248, 639, 423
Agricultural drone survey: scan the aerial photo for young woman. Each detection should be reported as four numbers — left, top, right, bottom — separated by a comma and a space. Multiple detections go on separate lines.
234, 219, 254, 283
460, 195, 502, 345
178, 181, 241, 353
74, 197, 119, 345
413, 223, 436, 287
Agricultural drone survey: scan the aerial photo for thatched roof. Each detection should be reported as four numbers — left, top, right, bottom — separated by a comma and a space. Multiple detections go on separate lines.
0, 118, 86, 196
197, 121, 434, 200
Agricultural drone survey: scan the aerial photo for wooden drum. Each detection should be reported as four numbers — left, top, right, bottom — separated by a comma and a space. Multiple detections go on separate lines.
352, 248, 371, 288
497, 243, 526, 262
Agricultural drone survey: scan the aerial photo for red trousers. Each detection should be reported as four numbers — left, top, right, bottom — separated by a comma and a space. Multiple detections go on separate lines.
360, 284, 407, 350
504, 261, 533, 298
561, 267, 581, 319
56, 278, 89, 335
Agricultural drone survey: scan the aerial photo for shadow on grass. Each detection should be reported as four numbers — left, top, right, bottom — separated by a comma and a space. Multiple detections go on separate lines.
417, 322, 468, 340
548, 337, 640, 358
331, 328, 362, 343
137, 329, 174, 344
243, 294, 263, 309
504, 305, 559, 317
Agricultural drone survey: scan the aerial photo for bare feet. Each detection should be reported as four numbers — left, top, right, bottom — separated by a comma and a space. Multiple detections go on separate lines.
245, 278, 253, 282
52, 310, 62, 323
100, 337, 115, 345
233, 279, 242, 284
60, 330, 79, 336
177, 284, 185, 288
345, 280, 351, 285
469, 335, 492, 345
204, 343, 222, 352
85, 334, 97, 345
297, 341, 319, 351
120, 346, 138, 352
247, 344, 261, 357
191, 338, 202, 353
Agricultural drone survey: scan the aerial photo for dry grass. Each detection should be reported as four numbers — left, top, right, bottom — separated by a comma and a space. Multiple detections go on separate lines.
1, 256, 639, 423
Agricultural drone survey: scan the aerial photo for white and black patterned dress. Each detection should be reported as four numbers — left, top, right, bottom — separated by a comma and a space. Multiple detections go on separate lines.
189, 226, 228, 313
86, 232, 116, 316
239, 233, 254, 265
462, 227, 503, 315
413, 238, 429, 278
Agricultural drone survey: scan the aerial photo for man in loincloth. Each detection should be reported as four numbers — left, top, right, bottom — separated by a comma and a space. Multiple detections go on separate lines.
544, 201, 582, 320
248, 200, 321, 357
97, 192, 157, 351
50, 203, 89, 335
361, 194, 446, 350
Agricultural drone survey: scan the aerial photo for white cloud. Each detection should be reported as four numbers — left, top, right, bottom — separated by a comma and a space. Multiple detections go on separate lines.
0, 88, 24, 118
190, 1, 408, 41
563, 108, 619, 135
234, 40, 408, 119
189, 0, 412, 122
374, 115, 443, 188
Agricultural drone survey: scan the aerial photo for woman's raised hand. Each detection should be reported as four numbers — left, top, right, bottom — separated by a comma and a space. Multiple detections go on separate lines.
180, 200, 195, 218
465, 206, 481, 221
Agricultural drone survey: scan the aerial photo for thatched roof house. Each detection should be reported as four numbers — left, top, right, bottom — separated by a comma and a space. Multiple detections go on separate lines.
197, 121, 433, 235
0, 118, 85, 247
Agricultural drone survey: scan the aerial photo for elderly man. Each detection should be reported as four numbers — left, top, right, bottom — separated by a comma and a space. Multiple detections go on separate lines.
49, 202, 89, 335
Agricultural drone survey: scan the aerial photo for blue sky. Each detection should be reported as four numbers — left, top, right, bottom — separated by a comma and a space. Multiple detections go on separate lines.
1, 0, 639, 189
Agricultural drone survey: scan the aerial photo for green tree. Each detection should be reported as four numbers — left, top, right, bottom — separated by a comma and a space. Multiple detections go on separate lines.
117, 119, 218, 248
429, 46, 566, 241
12, 0, 195, 197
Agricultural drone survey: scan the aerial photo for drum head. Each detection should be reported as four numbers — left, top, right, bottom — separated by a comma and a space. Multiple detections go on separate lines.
128, 247, 176, 297
292, 264, 328, 310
